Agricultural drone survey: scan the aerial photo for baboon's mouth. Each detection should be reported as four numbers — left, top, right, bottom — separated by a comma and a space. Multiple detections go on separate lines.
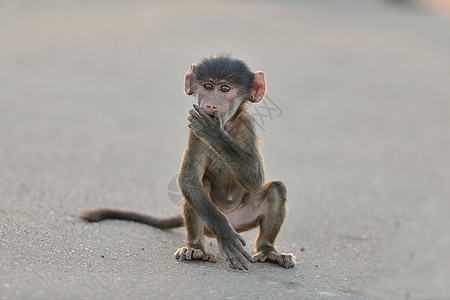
208, 114, 215, 118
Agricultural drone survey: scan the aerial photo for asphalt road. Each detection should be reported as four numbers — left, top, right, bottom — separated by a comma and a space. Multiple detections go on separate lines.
1, 1, 449, 299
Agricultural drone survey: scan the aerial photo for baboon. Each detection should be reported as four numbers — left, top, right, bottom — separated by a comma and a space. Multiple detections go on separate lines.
80, 55, 295, 270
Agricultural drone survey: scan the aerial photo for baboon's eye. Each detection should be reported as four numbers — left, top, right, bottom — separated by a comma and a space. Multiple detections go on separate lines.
203, 83, 214, 90
220, 85, 231, 92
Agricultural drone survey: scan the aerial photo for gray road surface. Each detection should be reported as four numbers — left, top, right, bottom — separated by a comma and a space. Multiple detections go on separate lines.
1, 1, 449, 299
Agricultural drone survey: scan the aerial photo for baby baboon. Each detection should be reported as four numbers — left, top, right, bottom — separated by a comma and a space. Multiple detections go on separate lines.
80, 55, 295, 270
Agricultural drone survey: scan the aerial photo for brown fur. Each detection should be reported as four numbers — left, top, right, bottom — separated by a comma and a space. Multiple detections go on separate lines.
80, 55, 295, 270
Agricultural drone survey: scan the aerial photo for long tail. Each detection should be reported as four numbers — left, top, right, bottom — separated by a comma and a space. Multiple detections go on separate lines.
79, 208, 184, 229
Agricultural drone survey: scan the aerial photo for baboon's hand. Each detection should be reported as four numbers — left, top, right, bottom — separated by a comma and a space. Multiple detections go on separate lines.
187, 104, 224, 142
217, 229, 254, 270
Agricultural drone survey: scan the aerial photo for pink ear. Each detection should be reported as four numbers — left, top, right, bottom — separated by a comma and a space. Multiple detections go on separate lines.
184, 64, 196, 96
249, 71, 266, 103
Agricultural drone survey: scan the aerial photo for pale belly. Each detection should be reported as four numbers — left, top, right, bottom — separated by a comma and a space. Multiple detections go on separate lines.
204, 167, 262, 233
209, 183, 246, 213
201, 139, 263, 233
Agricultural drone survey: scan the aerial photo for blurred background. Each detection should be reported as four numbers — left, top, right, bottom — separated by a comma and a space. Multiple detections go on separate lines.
1, 0, 449, 299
